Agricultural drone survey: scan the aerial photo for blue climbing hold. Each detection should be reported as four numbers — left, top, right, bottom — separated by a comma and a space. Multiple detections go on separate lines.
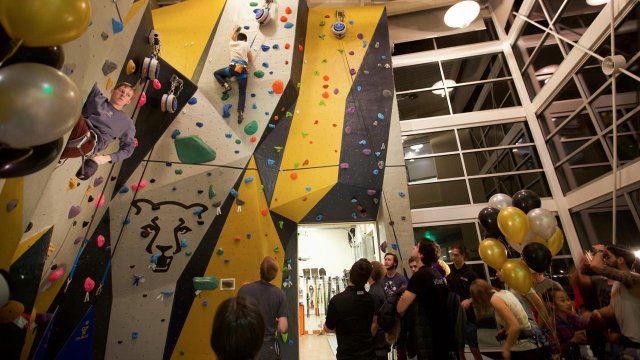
234, 150, 240, 154
262, 62, 269, 68
363, 40, 367, 48
223, 104, 232, 118
165, 162, 173, 167
351, 198, 357, 203
267, 159, 276, 166
377, 113, 385, 120
207, 172, 212, 176
268, 124, 276, 129
349, 20, 354, 25
273, 44, 279, 49
123, 218, 131, 225
352, 211, 357, 219
171, 129, 181, 139
251, 93, 256, 97
188, 97, 197, 105
252, 103, 257, 109
202, 300, 209, 307
261, 44, 270, 52
230, 189, 238, 197
246, 233, 252, 239
172, 186, 177, 191
112, 18, 123, 34
151, 253, 160, 263
359, 140, 367, 145
305, 186, 311, 192
284, 22, 294, 29
268, 90, 274, 94
193, 207, 203, 215
180, 239, 188, 248
399, 192, 406, 197
245, 176, 254, 183
375, 152, 381, 157
315, 214, 323, 221
244, 25, 250, 30
131, 332, 139, 339
225, 133, 232, 138
119, 186, 129, 193
392, 243, 398, 250
357, 85, 362, 92
373, 169, 379, 175
196, 122, 204, 128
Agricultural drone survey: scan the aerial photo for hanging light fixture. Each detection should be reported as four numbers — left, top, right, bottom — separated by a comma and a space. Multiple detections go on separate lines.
586, 0, 608, 6
444, 1, 480, 29
431, 79, 456, 97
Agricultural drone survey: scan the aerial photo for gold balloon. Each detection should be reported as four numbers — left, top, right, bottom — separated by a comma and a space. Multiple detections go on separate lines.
479, 238, 508, 270
0, 0, 92, 46
546, 228, 564, 256
498, 206, 530, 246
501, 259, 533, 294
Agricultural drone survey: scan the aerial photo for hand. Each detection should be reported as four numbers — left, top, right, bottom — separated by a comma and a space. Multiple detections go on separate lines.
502, 348, 511, 360
93, 155, 111, 165
461, 298, 472, 310
592, 309, 602, 320
590, 251, 605, 273
571, 330, 587, 343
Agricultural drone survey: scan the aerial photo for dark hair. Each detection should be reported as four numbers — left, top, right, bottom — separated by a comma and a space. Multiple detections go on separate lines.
607, 245, 637, 270
451, 244, 466, 257
370, 261, 385, 282
408, 256, 418, 264
260, 256, 278, 282
211, 296, 265, 360
237, 33, 248, 41
384, 253, 399, 269
417, 239, 438, 266
349, 258, 373, 287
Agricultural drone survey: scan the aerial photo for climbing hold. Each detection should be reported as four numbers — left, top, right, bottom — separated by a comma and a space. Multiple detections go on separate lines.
48, 267, 65, 282
261, 62, 269, 68
315, 214, 323, 221
6, 199, 18, 213
188, 97, 197, 105
284, 42, 291, 49
302, 159, 309, 166
221, 92, 230, 100
322, 75, 329, 81
367, 189, 376, 196
216, 248, 224, 255
274, 246, 280, 253
230, 189, 238, 198
171, 129, 181, 139
93, 176, 104, 187
284, 22, 294, 29
319, 100, 326, 106
249, 1, 258, 5
193, 276, 219, 291
375, 151, 381, 157
196, 122, 204, 128
273, 44, 279, 49
322, 91, 329, 99
382, 89, 393, 97
340, 163, 349, 169
272, 80, 284, 94
125, 59, 136, 74
305, 186, 311, 192
280, 15, 288, 22
261, 44, 270, 52
357, 85, 362, 92
399, 192, 406, 197
208, 185, 216, 199
359, 140, 367, 145
175, 169, 183, 175
333, 88, 339, 95
245, 176, 254, 183
123, 218, 131, 225
363, 149, 372, 156
174, 136, 216, 164
131, 332, 139, 340
202, 300, 209, 307
285, 6, 292, 14
97, 235, 105, 248
278, 221, 284, 229
95, 193, 105, 208
223, 104, 232, 118
348, 50, 354, 55
68, 206, 81, 219
68, 178, 77, 190
244, 120, 258, 135
357, 33, 364, 40
298, 44, 303, 52
119, 186, 129, 193
319, 34, 325, 40
153, 79, 161, 90
101, 31, 109, 41
377, 113, 385, 120
112, 18, 123, 33
363, 40, 368, 47
101, 59, 117, 76
235, 139, 241, 145
290, 172, 298, 180
373, 169, 379, 175
225, 133, 232, 139
267, 159, 276, 166
350, 68, 356, 75
250, 136, 257, 143
137, 92, 146, 108
319, 20, 325, 26
274, 146, 283, 152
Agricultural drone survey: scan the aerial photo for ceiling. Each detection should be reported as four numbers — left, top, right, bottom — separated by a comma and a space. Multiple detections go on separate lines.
305, 0, 459, 17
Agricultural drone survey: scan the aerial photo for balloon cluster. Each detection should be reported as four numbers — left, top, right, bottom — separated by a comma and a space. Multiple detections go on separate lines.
478, 190, 564, 293
0, 1, 92, 177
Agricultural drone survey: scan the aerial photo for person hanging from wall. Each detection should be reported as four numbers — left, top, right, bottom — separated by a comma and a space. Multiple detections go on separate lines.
60, 82, 136, 180
213, 25, 253, 125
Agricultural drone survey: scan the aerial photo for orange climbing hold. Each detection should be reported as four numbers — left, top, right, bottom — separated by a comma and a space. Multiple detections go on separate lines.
302, 159, 309, 166
272, 80, 284, 94
323, 75, 330, 81
322, 84, 329, 89
274, 115, 279, 121
322, 92, 329, 99
250, 136, 257, 143
280, 15, 288, 22
285, 6, 292, 14
290, 172, 298, 180
261, 208, 268, 216
234, 235, 241, 242
285, 42, 291, 49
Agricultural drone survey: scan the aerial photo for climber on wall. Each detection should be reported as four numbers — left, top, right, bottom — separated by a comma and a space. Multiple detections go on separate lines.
60, 82, 137, 180
213, 25, 253, 125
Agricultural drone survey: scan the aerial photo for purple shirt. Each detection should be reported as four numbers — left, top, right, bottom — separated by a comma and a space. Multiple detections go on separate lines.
82, 83, 136, 162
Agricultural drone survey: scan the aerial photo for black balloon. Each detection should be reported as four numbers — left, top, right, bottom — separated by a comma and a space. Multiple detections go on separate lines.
0, 138, 63, 178
478, 207, 501, 237
0, 27, 64, 69
522, 242, 552, 273
512, 189, 541, 214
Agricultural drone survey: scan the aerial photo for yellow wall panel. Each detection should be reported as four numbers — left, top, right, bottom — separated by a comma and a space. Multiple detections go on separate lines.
0, 178, 23, 269
270, 168, 336, 222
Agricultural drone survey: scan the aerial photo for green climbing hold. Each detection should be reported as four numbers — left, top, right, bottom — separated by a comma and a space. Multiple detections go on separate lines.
286, 111, 293, 117
274, 246, 279, 253
249, 1, 258, 6
217, 248, 224, 255
175, 135, 216, 164
235, 139, 242, 144
313, 71, 319, 76
274, 146, 283, 152
296, 82, 301, 89
319, 20, 325, 26
319, 34, 325, 40
193, 276, 219, 291
278, 221, 284, 229
221, 92, 230, 101
254, 70, 265, 78
322, 59, 328, 63
294, 162, 299, 168
337, 49, 344, 54
319, 100, 326, 106
244, 120, 258, 135
208, 185, 216, 199
175, 169, 183, 175
259, 184, 264, 192
301, 131, 308, 137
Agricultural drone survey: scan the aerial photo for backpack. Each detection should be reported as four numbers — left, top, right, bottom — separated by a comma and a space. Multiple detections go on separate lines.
377, 293, 399, 332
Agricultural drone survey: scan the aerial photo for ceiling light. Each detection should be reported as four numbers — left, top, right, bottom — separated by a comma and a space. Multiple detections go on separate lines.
410, 144, 424, 151
586, 0, 608, 6
444, 1, 480, 29
431, 79, 456, 97
635, 249, 640, 259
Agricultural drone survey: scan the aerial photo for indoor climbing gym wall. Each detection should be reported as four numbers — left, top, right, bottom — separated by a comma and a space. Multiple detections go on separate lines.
0, 0, 401, 359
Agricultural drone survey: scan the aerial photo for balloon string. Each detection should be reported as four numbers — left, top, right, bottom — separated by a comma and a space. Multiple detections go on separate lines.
0, 39, 24, 67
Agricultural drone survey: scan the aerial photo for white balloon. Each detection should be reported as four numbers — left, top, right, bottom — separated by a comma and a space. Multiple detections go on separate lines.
527, 208, 557, 240
489, 193, 512, 210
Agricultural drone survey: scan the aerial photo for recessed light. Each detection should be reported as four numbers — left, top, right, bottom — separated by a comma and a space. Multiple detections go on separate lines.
431, 79, 456, 97
444, 1, 480, 29
586, 0, 608, 6
410, 144, 424, 150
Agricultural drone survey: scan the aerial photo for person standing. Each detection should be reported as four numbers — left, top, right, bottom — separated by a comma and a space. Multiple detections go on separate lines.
238, 256, 288, 360
446, 245, 482, 360
213, 26, 253, 124
210, 296, 265, 360
383, 253, 407, 300
369, 261, 390, 360
531, 271, 563, 300
324, 258, 376, 360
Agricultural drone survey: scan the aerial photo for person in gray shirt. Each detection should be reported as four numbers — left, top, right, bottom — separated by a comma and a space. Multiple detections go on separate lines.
531, 271, 563, 301
238, 256, 288, 360
383, 253, 407, 300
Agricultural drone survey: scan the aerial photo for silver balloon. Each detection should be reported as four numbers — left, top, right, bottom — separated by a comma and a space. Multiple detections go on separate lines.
0, 63, 80, 147
527, 208, 557, 240
0, 272, 8, 307
488, 193, 512, 210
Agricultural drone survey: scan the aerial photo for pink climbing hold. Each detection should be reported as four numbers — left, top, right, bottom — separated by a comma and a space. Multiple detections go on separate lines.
97, 235, 105, 247
95, 193, 105, 208
84, 277, 95, 292
272, 80, 284, 94
298, 44, 303, 52
362, 148, 372, 156
138, 179, 148, 189
137, 92, 146, 108
153, 79, 161, 90
48, 267, 65, 282
68, 205, 81, 219
367, 189, 376, 196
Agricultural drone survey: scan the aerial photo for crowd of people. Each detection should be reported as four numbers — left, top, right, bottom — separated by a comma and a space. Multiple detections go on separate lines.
209, 241, 639, 360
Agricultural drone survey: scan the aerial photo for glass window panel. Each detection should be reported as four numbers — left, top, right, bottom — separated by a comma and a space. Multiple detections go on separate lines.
413, 223, 481, 261
550, 258, 573, 297
449, 81, 521, 114
521, 1, 548, 36
547, 138, 590, 163
409, 180, 470, 208
403, 131, 458, 155
604, 109, 640, 163
529, 44, 565, 80
459, 122, 526, 150
594, 3, 640, 59
546, 112, 597, 140
397, 90, 450, 120
441, 53, 511, 84
392, 38, 436, 56
505, 0, 525, 34
469, 172, 550, 203
434, 18, 498, 49
555, 140, 612, 192
393, 62, 442, 92
575, 63, 609, 98
406, 154, 464, 181
552, 77, 582, 102
464, 146, 542, 176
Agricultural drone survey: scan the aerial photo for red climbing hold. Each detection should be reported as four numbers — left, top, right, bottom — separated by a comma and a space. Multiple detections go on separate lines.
285, 6, 292, 14
280, 15, 288, 22
290, 172, 298, 180
298, 44, 303, 52
250, 136, 257, 143
322, 84, 329, 89
322, 92, 329, 99
302, 159, 309, 166
234, 235, 241, 242
274, 115, 279, 121
323, 75, 330, 81
261, 208, 268, 216
272, 80, 284, 94
284, 42, 291, 49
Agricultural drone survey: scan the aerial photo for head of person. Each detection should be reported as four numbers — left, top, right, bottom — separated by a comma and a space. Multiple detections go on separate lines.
349, 258, 373, 288
450, 244, 467, 268
260, 256, 279, 282
370, 261, 385, 284
545, 288, 573, 316
408, 256, 419, 274
412, 238, 438, 267
470, 278, 495, 317
531, 270, 545, 283
384, 253, 399, 272
604, 245, 637, 271
110, 82, 135, 110
237, 33, 248, 42
210, 296, 265, 360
